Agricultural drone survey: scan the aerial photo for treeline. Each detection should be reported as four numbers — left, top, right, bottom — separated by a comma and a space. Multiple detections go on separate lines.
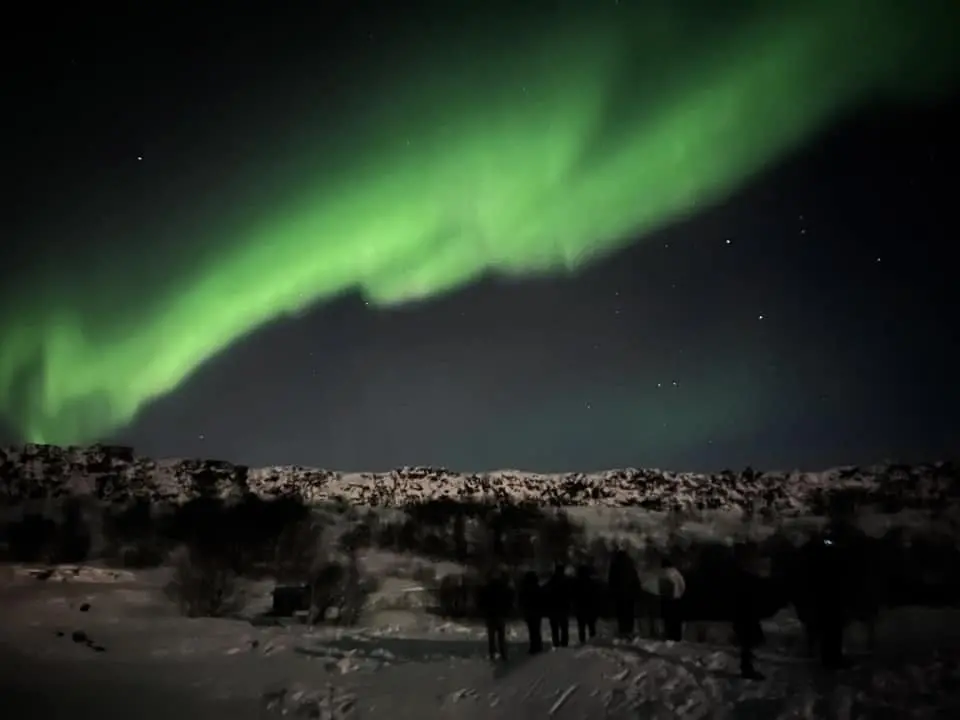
1, 495, 959, 622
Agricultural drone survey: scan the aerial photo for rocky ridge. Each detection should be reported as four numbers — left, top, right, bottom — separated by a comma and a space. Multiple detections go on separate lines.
1, 444, 957, 516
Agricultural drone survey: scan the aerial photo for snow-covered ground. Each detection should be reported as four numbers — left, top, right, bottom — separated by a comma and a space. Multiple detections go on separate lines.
3, 558, 960, 719
2, 445, 958, 716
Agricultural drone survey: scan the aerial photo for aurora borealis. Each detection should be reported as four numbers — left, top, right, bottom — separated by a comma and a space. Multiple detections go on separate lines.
4, 1, 960, 468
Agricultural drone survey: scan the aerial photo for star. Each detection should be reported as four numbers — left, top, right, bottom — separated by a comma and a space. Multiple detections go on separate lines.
758, 314, 765, 320
137, 156, 143, 161
725, 238, 732, 245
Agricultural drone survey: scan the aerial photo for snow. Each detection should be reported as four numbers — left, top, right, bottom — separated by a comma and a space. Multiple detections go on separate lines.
2, 560, 959, 719
2, 445, 959, 715
2, 444, 957, 520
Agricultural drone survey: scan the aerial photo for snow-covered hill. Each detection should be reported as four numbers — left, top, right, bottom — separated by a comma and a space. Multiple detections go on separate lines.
2, 445, 960, 718
1, 443, 957, 516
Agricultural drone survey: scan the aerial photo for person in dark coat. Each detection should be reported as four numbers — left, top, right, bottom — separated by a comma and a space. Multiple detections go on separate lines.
658, 556, 686, 642
478, 567, 513, 661
573, 564, 599, 644
544, 563, 571, 648
732, 545, 766, 679
807, 531, 851, 669
608, 549, 639, 636
518, 570, 544, 654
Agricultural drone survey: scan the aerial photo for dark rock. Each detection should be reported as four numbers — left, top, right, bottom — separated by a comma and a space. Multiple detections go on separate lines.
271, 584, 311, 617
0, 443, 956, 518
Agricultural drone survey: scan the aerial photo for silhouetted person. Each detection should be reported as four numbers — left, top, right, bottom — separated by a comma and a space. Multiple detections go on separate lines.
732, 545, 766, 679
658, 557, 686, 641
608, 549, 639, 636
518, 570, 544, 654
478, 567, 513, 661
544, 563, 571, 648
809, 531, 850, 670
573, 564, 599, 644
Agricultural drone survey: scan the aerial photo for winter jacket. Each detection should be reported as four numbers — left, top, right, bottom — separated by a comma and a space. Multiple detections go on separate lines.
658, 567, 686, 600
544, 570, 571, 616
478, 576, 513, 621
518, 571, 543, 619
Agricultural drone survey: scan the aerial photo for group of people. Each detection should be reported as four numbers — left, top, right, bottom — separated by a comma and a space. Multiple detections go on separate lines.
476, 553, 691, 665
476, 562, 598, 662
475, 531, 859, 680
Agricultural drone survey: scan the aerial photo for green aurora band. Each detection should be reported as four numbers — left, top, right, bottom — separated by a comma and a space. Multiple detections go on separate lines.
2, 1, 959, 445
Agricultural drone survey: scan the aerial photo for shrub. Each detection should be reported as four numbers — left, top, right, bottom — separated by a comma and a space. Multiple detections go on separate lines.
164, 544, 244, 618
410, 562, 438, 585
4, 501, 92, 564
111, 543, 167, 568
156, 494, 318, 578
52, 499, 92, 563
307, 552, 378, 625
6, 514, 59, 562
273, 517, 324, 582
369, 500, 583, 569
339, 519, 374, 553
101, 500, 166, 568
434, 572, 478, 618
534, 511, 583, 566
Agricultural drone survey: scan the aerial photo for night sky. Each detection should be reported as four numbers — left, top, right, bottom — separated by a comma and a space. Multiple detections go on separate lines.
4, 1, 959, 473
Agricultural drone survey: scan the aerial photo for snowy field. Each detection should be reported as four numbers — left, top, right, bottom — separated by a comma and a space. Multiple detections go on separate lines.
3, 551, 960, 720
2, 447, 958, 717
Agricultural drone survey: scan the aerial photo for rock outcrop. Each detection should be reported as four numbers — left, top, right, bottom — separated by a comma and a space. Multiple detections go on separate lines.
1, 443, 958, 517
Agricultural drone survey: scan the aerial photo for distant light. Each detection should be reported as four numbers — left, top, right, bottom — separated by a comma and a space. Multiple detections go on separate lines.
137, 156, 143, 161
758, 314, 764, 320
725, 238, 731, 245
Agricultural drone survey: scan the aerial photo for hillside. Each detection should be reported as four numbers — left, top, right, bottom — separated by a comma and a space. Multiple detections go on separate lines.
1, 443, 958, 516
2, 444, 960, 717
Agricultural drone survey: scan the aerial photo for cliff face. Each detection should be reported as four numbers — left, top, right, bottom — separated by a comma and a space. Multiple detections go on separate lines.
1, 443, 958, 516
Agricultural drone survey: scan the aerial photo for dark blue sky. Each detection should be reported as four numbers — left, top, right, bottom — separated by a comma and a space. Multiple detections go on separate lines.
4, 3, 958, 472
